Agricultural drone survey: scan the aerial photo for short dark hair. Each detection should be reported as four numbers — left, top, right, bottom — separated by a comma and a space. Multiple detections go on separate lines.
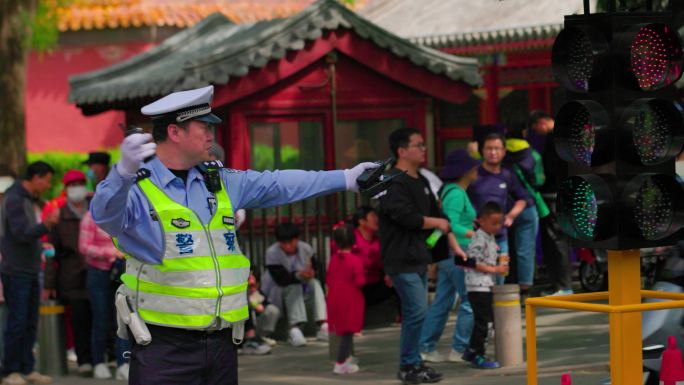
152, 119, 189, 143
351, 206, 375, 228
24, 161, 54, 180
274, 222, 301, 242
333, 224, 356, 250
480, 132, 505, 153
506, 122, 526, 139
479, 201, 504, 218
528, 110, 552, 129
389, 127, 421, 158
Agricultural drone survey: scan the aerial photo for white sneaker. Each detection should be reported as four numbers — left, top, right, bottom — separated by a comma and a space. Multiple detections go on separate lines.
447, 349, 465, 362
77, 363, 93, 376
242, 340, 272, 355
2, 373, 26, 385
333, 361, 359, 375
93, 363, 112, 379
288, 327, 307, 347
261, 336, 277, 346
23, 372, 52, 385
316, 322, 329, 341
115, 363, 129, 381
66, 348, 77, 362
549, 288, 574, 296
420, 350, 446, 363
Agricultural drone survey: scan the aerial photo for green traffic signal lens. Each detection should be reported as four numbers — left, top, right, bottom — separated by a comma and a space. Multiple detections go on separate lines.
558, 177, 598, 240
558, 175, 614, 242
630, 24, 684, 91
623, 174, 684, 241
552, 26, 608, 93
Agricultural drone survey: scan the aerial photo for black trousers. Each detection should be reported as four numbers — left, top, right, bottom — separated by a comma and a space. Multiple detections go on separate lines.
361, 281, 396, 306
129, 325, 237, 385
540, 210, 572, 291
467, 291, 493, 356
65, 298, 92, 366
336, 333, 353, 363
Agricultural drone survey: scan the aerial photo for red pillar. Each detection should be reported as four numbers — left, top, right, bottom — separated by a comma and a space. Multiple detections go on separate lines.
484, 56, 500, 124
528, 86, 553, 113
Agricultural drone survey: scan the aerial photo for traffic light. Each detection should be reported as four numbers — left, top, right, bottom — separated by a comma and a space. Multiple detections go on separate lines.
551, 9, 684, 249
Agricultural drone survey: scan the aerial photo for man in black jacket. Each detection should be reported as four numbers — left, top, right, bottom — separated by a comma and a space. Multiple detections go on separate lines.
0, 161, 59, 385
527, 110, 573, 295
378, 128, 466, 385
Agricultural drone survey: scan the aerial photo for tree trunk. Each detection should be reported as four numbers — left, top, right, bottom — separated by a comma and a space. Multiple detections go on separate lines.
0, 0, 36, 176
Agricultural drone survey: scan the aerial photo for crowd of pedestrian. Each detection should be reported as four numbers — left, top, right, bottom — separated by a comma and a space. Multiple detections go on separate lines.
0, 107, 573, 385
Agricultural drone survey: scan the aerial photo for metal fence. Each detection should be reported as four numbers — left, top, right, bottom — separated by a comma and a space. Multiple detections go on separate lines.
240, 191, 370, 281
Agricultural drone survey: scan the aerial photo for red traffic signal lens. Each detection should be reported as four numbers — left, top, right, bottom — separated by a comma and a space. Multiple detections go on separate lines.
624, 174, 684, 240
623, 99, 684, 166
557, 175, 614, 241
630, 23, 684, 91
554, 100, 611, 167
552, 26, 608, 92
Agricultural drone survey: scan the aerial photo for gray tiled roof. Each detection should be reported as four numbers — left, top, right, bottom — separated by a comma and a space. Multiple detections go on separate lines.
69, 0, 481, 113
410, 23, 564, 50
360, 0, 596, 50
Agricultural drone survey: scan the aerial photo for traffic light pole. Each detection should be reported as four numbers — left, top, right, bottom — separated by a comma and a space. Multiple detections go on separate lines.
607, 249, 642, 385
526, 249, 684, 385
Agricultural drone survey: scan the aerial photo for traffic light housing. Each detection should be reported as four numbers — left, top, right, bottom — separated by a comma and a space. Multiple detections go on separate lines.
552, 10, 684, 249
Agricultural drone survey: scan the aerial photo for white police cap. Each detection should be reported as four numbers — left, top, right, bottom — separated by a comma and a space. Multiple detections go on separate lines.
141, 85, 222, 124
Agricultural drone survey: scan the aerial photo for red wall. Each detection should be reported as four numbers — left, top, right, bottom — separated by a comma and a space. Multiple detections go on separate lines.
26, 42, 155, 153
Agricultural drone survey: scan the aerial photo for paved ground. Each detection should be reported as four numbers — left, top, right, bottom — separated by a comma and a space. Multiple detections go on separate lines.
46, 307, 612, 385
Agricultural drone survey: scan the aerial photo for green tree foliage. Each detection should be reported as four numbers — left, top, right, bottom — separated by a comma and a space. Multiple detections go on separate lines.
252, 144, 301, 171
31, 0, 63, 53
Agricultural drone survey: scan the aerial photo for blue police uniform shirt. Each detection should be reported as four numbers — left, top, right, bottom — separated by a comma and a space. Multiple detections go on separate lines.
90, 157, 346, 264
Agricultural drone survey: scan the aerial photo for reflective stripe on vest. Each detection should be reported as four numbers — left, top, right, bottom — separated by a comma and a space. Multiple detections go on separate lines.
120, 177, 249, 329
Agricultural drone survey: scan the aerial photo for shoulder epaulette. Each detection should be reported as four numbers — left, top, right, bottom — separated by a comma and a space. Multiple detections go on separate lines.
135, 168, 151, 182
195, 160, 224, 174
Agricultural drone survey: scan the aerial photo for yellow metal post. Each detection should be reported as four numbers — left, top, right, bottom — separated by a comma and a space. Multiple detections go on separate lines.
525, 303, 537, 385
607, 249, 642, 385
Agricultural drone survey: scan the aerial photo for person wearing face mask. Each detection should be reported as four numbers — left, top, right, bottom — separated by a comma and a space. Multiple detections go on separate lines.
44, 170, 94, 377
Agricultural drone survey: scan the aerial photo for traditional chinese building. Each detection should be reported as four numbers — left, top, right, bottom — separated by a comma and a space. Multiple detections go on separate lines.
68, 0, 481, 264
360, 0, 597, 162
69, 0, 481, 171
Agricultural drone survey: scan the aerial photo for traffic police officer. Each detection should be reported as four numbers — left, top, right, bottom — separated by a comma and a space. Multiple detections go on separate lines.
90, 85, 376, 385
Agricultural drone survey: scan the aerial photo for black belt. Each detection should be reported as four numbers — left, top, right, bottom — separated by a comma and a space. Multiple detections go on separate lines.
146, 324, 229, 337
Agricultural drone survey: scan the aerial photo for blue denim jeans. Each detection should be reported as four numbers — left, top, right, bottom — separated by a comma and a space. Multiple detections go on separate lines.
391, 273, 428, 367
512, 206, 539, 286
419, 257, 473, 354
87, 267, 130, 366
2, 273, 40, 375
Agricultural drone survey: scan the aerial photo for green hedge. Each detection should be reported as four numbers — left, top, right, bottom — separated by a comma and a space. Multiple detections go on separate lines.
27, 149, 119, 200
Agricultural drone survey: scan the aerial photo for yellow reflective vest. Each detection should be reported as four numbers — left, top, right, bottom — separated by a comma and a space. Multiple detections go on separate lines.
119, 176, 250, 330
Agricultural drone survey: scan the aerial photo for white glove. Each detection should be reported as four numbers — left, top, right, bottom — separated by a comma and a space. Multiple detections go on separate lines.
118, 133, 156, 177
343, 162, 380, 192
